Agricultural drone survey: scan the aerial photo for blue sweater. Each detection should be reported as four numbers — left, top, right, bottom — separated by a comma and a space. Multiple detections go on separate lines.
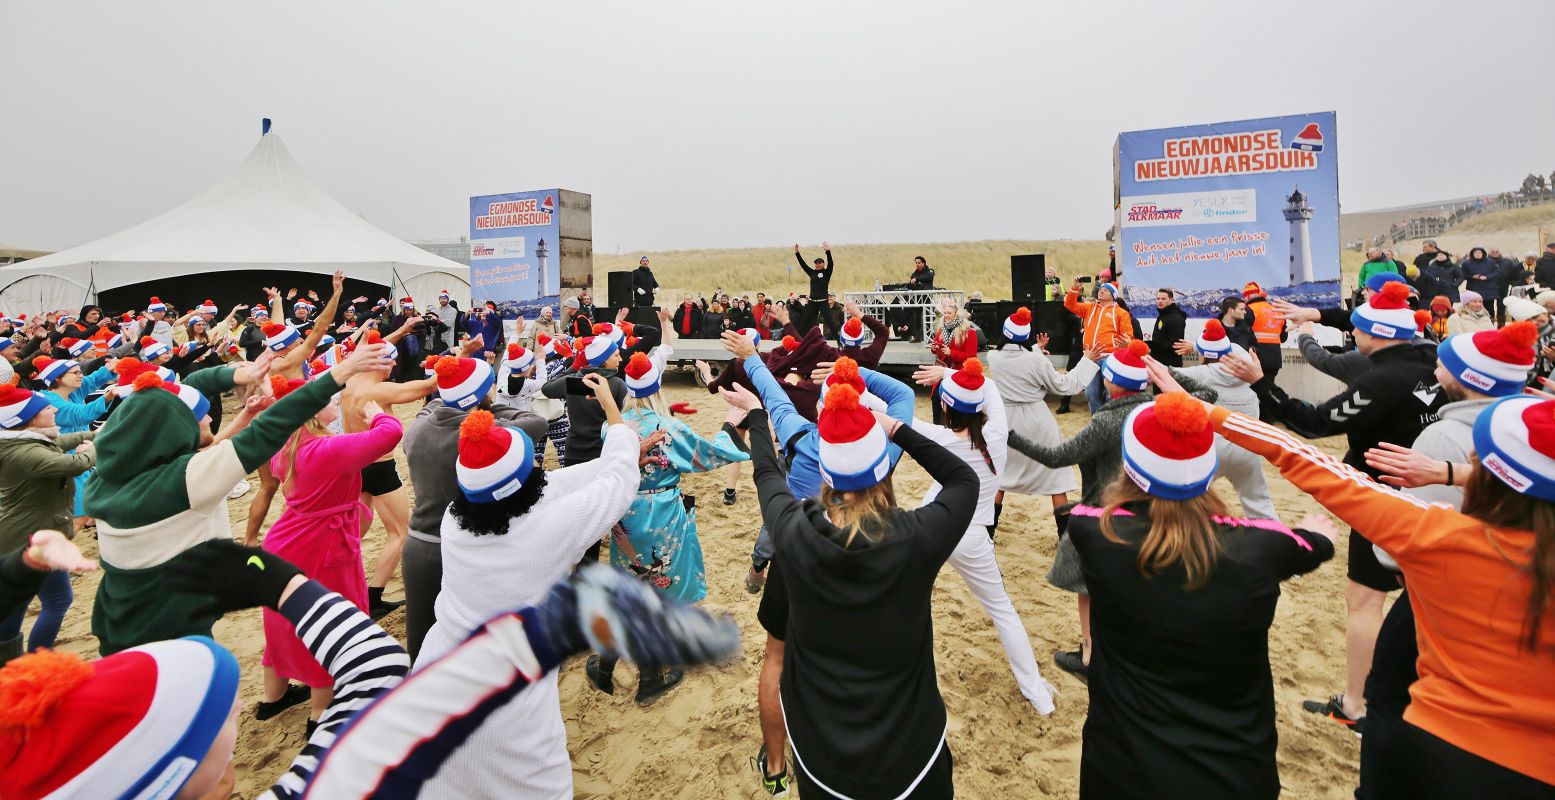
742, 354, 914, 500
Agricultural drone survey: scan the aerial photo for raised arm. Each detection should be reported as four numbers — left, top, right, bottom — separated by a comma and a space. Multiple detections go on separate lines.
743, 354, 809, 447
892, 421, 978, 564
1008, 418, 1109, 468
308, 413, 404, 473
861, 366, 913, 464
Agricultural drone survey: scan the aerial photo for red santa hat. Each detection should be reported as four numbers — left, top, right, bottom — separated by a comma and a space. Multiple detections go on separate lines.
1102, 340, 1151, 391
623, 351, 662, 398
938, 358, 988, 413
817, 384, 892, 491
839, 317, 866, 348
457, 409, 536, 503
1121, 391, 1218, 499
1002, 307, 1033, 344
435, 355, 495, 410
0, 638, 240, 799
1349, 281, 1417, 340
139, 335, 171, 361
1438, 321, 1538, 398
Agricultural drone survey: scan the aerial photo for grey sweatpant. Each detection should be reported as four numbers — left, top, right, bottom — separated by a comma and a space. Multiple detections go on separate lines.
403, 532, 443, 662
1214, 436, 1277, 520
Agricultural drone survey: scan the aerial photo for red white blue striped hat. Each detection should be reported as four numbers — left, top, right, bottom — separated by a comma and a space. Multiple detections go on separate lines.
839, 317, 866, 348
1102, 340, 1151, 391
818, 384, 892, 491
1350, 282, 1416, 340
582, 335, 620, 367
434, 356, 495, 411
623, 351, 662, 398
504, 344, 536, 374
140, 336, 171, 361
457, 410, 536, 503
1437, 321, 1536, 398
261, 323, 300, 352
938, 358, 988, 413
1002, 307, 1032, 343
1474, 396, 1555, 501
1121, 392, 1217, 500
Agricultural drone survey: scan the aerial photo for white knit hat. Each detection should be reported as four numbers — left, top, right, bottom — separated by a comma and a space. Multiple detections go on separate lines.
1504, 295, 1545, 322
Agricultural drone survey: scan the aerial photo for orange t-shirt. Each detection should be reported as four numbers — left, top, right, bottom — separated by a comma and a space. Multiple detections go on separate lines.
1214, 408, 1555, 786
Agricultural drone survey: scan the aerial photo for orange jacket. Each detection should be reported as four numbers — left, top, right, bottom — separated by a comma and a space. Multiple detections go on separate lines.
1246, 299, 1285, 345
1064, 288, 1132, 354
1213, 407, 1555, 786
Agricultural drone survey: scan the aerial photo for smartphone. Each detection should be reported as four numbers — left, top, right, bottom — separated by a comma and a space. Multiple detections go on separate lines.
565, 376, 590, 396
1077, 276, 1093, 283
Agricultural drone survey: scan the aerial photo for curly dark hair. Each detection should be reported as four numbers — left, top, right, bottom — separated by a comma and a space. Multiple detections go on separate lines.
447, 467, 549, 536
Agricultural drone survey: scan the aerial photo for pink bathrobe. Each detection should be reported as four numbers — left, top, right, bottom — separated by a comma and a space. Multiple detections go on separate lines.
261, 413, 403, 685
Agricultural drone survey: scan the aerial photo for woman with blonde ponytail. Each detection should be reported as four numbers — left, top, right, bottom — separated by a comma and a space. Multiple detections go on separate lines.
258, 374, 403, 728
1068, 391, 1337, 799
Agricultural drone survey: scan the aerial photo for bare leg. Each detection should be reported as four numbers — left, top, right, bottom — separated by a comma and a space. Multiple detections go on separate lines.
1078, 593, 1092, 665
1345, 581, 1385, 719
245, 463, 279, 547
309, 687, 333, 721
758, 635, 787, 775
369, 486, 410, 589
1049, 492, 1068, 510
725, 462, 740, 491
263, 665, 288, 703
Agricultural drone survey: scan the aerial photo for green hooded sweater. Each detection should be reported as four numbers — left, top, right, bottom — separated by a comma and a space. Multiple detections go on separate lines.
86, 365, 340, 655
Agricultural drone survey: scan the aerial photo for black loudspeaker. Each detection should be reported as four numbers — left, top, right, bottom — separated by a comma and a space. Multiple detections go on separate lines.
1010, 254, 1047, 301
966, 301, 1002, 348
607, 271, 633, 309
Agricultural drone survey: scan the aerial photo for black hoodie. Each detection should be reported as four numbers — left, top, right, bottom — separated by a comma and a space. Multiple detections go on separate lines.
747, 407, 977, 798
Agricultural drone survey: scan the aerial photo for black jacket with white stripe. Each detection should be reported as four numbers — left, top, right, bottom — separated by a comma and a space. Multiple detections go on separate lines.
1269, 340, 1445, 476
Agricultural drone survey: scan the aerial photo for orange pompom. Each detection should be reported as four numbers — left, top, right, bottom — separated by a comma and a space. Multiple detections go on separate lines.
506, 343, 521, 359
113, 357, 143, 377
537, 333, 552, 346
460, 408, 495, 441
842, 317, 863, 336
1202, 318, 1226, 337
140, 336, 158, 349
1153, 391, 1208, 435
1413, 310, 1431, 329
0, 649, 95, 733
1127, 339, 1150, 358
961, 358, 985, 378
1501, 320, 1538, 349
421, 355, 439, 369
30, 356, 50, 370
133, 371, 165, 392
365, 330, 383, 345
433, 355, 461, 378
624, 351, 654, 380
592, 323, 609, 335
832, 356, 860, 383
1012, 307, 1032, 325
1377, 281, 1411, 307
825, 382, 861, 412
781, 335, 798, 351
59, 337, 80, 349
268, 375, 290, 397
261, 323, 285, 337
0, 384, 30, 404
148, 296, 161, 304
308, 358, 327, 374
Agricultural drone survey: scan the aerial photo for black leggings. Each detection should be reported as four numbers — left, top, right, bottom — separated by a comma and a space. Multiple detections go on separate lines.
1358, 591, 1418, 800
795, 745, 954, 799
1376, 722, 1554, 799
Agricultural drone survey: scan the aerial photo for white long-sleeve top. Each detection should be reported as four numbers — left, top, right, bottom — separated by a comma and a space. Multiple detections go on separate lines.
912, 378, 1009, 526
413, 422, 641, 799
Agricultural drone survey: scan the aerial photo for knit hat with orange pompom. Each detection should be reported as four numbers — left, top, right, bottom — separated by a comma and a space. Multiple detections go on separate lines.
623, 351, 662, 398
939, 358, 988, 413
132, 371, 211, 421
780, 334, 799, 353
269, 374, 306, 400
1003, 306, 1033, 344
0, 383, 50, 428
1474, 394, 1555, 501
1102, 340, 1152, 392
422, 354, 442, 378
435, 355, 495, 410
139, 335, 171, 362
1438, 320, 1538, 397
60, 337, 92, 359
839, 317, 867, 348
262, 322, 300, 352
1350, 281, 1417, 340
457, 409, 535, 503
504, 343, 535, 374
364, 329, 395, 361
819, 356, 887, 412
31, 355, 77, 387
1121, 391, 1217, 499
1195, 318, 1236, 359
0, 638, 239, 799
817, 383, 892, 491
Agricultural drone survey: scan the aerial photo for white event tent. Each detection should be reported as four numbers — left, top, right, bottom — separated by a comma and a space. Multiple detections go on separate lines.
0, 129, 469, 315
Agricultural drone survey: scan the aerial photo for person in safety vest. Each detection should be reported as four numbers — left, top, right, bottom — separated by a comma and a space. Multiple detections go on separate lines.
1241, 282, 1287, 421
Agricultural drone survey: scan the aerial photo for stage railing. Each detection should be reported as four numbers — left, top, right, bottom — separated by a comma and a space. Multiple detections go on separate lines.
844, 289, 963, 342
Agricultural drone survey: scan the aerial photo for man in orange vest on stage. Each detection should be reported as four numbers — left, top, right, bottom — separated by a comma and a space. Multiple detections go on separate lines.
1064, 276, 1133, 413
1242, 281, 1287, 421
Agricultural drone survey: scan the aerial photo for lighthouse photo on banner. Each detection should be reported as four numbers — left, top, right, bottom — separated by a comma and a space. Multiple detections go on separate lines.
469, 189, 562, 320
1114, 112, 1340, 317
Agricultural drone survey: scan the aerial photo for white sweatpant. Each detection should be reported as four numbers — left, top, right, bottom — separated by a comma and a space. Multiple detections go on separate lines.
944, 526, 1057, 715
1214, 435, 1278, 520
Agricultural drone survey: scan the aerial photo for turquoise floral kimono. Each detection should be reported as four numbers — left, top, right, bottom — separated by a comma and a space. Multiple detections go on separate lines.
611, 408, 749, 603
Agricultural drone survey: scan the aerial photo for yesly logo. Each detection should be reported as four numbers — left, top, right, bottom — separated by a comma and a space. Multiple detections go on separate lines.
1330, 392, 1372, 422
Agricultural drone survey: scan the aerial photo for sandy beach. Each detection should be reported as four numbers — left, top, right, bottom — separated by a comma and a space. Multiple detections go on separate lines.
35, 370, 1368, 799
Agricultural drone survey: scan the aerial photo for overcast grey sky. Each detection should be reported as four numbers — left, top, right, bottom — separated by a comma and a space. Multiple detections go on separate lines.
2, 0, 1549, 253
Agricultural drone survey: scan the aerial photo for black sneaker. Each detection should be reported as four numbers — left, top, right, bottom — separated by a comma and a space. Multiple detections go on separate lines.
723, 488, 738, 505
754, 746, 791, 797
255, 683, 311, 721
1055, 399, 1072, 414
1053, 650, 1089, 684
585, 655, 615, 695
369, 598, 405, 621
305, 718, 319, 739
1302, 693, 1366, 736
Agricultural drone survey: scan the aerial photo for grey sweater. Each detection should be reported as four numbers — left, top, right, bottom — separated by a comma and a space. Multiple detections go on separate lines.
1008, 374, 1218, 506
403, 398, 547, 540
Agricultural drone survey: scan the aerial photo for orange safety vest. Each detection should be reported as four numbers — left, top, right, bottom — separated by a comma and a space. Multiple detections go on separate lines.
1247, 299, 1284, 345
